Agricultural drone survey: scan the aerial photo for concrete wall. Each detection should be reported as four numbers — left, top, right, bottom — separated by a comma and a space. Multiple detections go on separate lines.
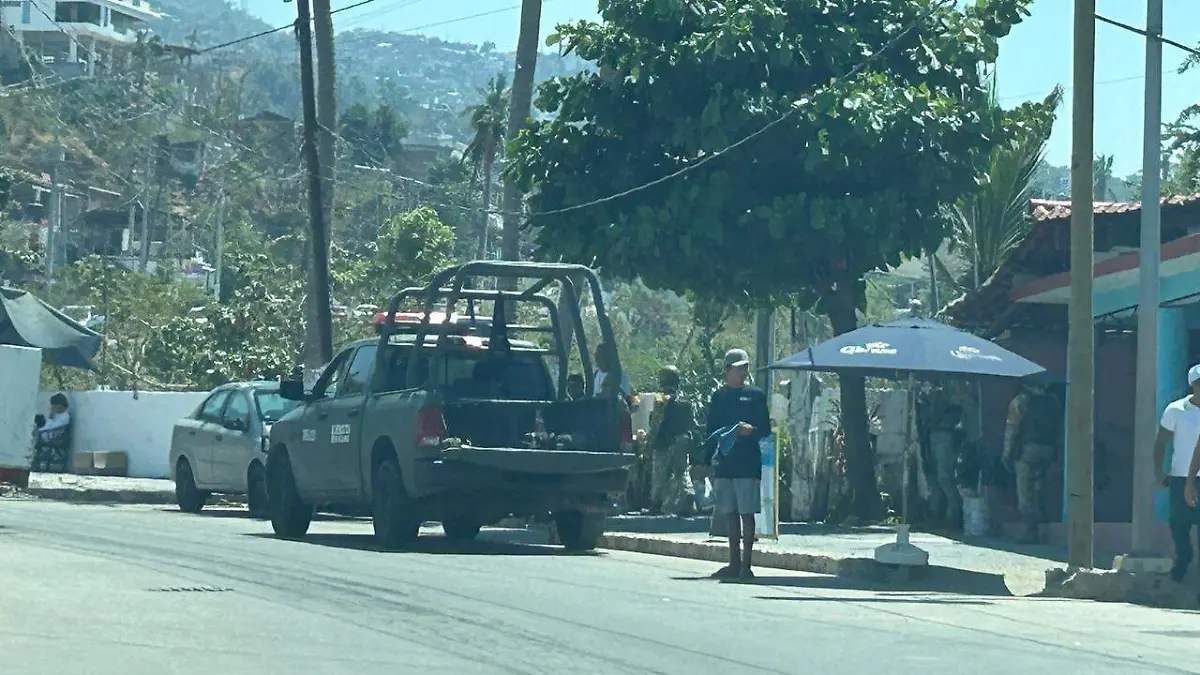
34, 390, 208, 479
0, 346, 42, 470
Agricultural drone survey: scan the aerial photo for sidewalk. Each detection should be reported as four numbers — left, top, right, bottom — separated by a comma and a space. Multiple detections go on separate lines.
8, 473, 179, 505
598, 515, 1112, 597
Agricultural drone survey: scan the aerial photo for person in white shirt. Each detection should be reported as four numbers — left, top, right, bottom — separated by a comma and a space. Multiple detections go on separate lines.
40, 393, 71, 436
592, 341, 632, 399
1160, 365, 1200, 583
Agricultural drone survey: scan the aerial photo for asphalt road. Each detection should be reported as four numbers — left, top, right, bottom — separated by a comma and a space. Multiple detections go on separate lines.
1, 501, 1197, 675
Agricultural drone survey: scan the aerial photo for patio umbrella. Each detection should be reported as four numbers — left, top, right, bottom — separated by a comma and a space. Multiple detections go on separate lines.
769, 318, 1046, 556
0, 287, 102, 370
768, 318, 1045, 380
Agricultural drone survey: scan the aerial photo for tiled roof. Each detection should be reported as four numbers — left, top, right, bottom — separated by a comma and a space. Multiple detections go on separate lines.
1030, 194, 1200, 222
945, 194, 1200, 334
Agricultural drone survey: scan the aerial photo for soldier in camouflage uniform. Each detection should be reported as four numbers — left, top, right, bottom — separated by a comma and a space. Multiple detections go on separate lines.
648, 366, 697, 516
918, 384, 965, 529
1002, 381, 1061, 544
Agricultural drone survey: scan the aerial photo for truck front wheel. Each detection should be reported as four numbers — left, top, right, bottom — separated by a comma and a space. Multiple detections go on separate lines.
554, 510, 606, 551
372, 459, 421, 548
269, 452, 313, 539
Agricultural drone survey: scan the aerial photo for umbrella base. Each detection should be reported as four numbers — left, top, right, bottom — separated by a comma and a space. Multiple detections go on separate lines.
874, 524, 929, 567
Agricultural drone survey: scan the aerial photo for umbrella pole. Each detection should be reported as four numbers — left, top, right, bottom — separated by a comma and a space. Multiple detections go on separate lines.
875, 372, 929, 567
903, 373, 914, 524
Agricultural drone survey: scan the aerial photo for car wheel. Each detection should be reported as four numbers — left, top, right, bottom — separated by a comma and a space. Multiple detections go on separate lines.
554, 510, 606, 551
175, 458, 208, 514
269, 452, 313, 538
442, 517, 482, 541
247, 463, 269, 520
372, 459, 421, 548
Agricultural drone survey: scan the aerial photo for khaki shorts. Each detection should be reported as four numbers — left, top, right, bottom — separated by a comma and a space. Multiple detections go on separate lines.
712, 478, 761, 515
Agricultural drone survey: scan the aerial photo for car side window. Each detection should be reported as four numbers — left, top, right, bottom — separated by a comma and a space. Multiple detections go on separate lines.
314, 351, 352, 399
222, 392, 252, 431
198, 391, 229, 423
340, 345, 378, 397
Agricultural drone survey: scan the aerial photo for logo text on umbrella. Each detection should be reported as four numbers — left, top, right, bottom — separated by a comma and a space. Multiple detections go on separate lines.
950, 346, 1002, 362
840, 341, 898, 356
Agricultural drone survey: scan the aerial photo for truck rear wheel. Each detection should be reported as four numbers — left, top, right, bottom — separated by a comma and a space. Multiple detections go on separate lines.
442, 518, 482, 541
554, 510, 606, 551
372, 459, 421, 548
269, 452, 313, 539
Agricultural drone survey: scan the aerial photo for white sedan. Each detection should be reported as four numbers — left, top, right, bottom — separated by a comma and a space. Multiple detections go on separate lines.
168, 382, 299, 517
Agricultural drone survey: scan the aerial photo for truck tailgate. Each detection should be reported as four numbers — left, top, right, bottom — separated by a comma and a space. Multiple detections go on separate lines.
439, 447, 635, 475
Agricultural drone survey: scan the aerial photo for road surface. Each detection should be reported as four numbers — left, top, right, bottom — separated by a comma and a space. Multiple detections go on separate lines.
0, 500, 1196, 675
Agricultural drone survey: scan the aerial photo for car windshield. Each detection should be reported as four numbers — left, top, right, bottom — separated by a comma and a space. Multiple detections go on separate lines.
254, 390, 300, 423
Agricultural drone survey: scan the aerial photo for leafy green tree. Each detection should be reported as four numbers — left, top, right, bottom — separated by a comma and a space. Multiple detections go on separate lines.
508, 0, 1034, 518
463, 74, 510, 260
341, 102, 408, 169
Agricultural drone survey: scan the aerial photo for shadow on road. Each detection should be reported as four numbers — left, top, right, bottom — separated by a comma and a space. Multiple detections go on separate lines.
670, 565, 1012, 598
242, 531, 601, 558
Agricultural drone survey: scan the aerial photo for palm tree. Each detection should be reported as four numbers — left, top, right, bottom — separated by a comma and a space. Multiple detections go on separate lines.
500, 0, 544, 266
462, 74, 510, 261
935, 83, 1064, 303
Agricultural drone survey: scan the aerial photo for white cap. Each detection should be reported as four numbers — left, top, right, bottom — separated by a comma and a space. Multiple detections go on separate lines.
1190, 364, 1200, 387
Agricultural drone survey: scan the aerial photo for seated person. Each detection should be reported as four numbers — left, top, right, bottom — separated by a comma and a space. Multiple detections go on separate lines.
40, 393, 71, 440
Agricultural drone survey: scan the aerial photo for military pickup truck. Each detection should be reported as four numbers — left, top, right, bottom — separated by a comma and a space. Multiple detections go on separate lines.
269, 262, 636, 550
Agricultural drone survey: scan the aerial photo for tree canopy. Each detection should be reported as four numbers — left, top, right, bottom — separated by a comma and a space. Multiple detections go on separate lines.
510, 0, 1035, 309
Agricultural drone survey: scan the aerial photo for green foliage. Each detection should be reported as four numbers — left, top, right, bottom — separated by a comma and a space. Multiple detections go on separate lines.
511, 0, 1033, 309
462, 74, 510, 180
936, 84, 1063, 302
340, 102, 409, 169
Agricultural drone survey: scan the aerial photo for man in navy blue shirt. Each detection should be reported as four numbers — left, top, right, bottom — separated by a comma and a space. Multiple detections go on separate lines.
704, 348, 771, 579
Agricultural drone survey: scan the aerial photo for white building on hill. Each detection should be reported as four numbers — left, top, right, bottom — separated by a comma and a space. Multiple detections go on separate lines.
2, 0, 162, 77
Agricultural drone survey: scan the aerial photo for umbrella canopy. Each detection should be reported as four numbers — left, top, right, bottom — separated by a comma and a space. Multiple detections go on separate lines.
769, 318, 1045, 380
0, 287, 102, 370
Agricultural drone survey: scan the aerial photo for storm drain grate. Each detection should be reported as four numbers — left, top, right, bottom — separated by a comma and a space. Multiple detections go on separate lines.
148, 586, 234, 593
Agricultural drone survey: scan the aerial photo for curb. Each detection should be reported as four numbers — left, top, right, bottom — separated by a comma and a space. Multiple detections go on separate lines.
597, 533, 1020, 594
599, 533, 858, 577
20, 488, 178, 505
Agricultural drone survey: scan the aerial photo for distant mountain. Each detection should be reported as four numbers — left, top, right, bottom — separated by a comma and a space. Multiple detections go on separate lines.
149, 0, 591, 144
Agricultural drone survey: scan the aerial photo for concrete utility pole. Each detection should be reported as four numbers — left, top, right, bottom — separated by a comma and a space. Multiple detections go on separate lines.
1131, 0, 1164, 557
1066, 0, 1096, 570
213, 193, 225, 301
292, 0, 334, 365
139, 138, 153, 271
47, 146, 65, 278
499, 0, 543, 281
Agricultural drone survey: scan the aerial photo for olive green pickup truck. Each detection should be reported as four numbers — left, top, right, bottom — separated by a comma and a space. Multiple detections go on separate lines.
268, 262, 636, 550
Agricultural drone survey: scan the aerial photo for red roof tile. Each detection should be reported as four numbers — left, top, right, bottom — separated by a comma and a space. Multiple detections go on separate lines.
1030, 194, 1200, 222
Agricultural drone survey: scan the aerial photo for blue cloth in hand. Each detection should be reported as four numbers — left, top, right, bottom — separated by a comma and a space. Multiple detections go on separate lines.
705, 424, 739, 464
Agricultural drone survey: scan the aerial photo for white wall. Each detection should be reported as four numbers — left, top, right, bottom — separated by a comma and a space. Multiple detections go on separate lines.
0, 346, 42, 470
35, 390, 207, 479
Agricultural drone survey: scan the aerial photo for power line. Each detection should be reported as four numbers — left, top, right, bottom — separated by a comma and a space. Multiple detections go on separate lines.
1094, 12, 1200, 59
198, 0, 390, 54
526, 0, 953, 219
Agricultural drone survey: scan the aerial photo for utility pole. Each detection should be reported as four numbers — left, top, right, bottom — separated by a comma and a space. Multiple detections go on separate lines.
47, 145, 64, 278
213, 193, 225, 301
1131, 0, 1164, 558
1066, 0, 1096, 570
292, 0, 333, 365
499, 0, 543, 287
139, 137, 153, 271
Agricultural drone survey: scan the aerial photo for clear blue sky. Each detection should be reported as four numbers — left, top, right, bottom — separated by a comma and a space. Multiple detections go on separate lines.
246, 0, 1200, 177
